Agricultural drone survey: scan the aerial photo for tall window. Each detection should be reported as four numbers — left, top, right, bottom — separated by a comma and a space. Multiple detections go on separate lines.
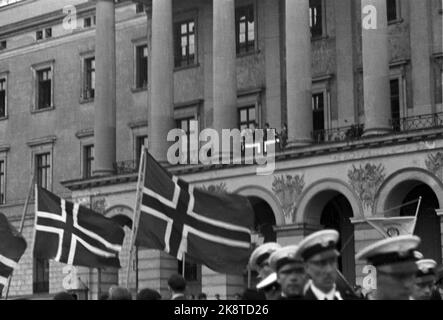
312, 92, 325, 141
0, 78, 6, 118
235, 5, 255, 54
176, 117, 195, 159
0, 40, 6, 51
387, 0, 399, 22
309, 0, 323, 37
84, 57, 95, 99
135, 135, 147, 167
238, 106, 256, 130
136, 45, 148, 88
83, 145, 94, 179
37, 68, 52, 110
36, 153, 50, 189
174, 20, 196, 68
33, 258, 49, 293
0, 160, 5, 204
136, 3, 144, 13
390, 79, 401, 131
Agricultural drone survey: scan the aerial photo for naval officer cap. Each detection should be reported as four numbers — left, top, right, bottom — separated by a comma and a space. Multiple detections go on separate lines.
249, 242, 281, 271
268, 245, 302, 272
297, 230, 340, 262
416, 259, 437, 284
256, 272, 278, 290
356, 235, 421, 274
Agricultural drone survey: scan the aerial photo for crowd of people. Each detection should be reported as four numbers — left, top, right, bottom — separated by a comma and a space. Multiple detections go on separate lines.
51, 230, 443, 301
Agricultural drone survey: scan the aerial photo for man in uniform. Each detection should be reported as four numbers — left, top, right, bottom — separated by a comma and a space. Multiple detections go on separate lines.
411, 259, 437, 300
269, 245, 308, 300
248, 242, 281, 299
297, 230, 348, 300
356, 235, 421, 300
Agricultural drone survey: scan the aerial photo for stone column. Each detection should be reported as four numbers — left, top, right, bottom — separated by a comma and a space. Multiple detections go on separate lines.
286, 0, 313, 147
335, 0, 357, 125
149, 0, 175, 162
361, 0, 391, 136
410, 0, 433, 113
213, 0, 237, 133
94, 0, 116, 175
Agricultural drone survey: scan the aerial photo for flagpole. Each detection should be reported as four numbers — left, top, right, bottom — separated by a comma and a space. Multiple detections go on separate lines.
182, 253, 186, 277
125, 146, 146, 289
412, 196, 422, 233
4, 172, 35, 300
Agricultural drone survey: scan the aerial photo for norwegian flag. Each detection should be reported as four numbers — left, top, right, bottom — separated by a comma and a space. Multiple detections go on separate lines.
0, 212, 27, 291
135, 152, 255, 274
33, 187, 125, 269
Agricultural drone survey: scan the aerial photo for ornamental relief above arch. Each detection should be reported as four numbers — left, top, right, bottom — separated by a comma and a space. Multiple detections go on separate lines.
271, 174, 305, 224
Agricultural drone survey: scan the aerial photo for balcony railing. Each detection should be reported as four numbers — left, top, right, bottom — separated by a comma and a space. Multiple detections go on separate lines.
312, 124, 364, 144
390, 112, 443, 132
113, 160, 139, 174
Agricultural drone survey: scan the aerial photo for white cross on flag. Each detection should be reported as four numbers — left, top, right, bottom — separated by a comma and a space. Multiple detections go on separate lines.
33, 186, 125, 269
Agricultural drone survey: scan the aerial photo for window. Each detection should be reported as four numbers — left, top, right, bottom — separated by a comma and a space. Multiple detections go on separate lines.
36, 68, 52, 110
33, 258, 49, 294
36, 153, 50, 189
135, 45, 148, 88
136, 3, 144, 13
135, 135, 147, 166
436, 60, 443, 105
235, 5, 255, 54
390, 79, 401, 131
0, 40, 6, 51
238, 106, 256, 130
45, 28, 52, 38
387, 0, 400, 22
83, 145, 94, 178
177, 255, 198, 282
84, 16, 96, 28
0, 78, 6, 118
174, 20, 196, 68
309, 0, 323, 38
176, 117, 194, 159
83, 57, 95, 100
0, 160, 5, 204
312, 92, 325, 141
36, 30, 43, 40
36, 28, 52, 41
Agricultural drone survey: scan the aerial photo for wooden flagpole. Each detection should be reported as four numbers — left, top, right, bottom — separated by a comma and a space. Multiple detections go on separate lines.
4, 172, 35, 300
125, 146, 146, 288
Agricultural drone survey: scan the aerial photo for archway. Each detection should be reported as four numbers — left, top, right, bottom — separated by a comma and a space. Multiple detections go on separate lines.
248, 196, 277, 242
399, 184, 442, 262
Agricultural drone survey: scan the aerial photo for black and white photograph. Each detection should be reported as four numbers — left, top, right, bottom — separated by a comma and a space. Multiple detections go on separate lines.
0, 0, 442, 304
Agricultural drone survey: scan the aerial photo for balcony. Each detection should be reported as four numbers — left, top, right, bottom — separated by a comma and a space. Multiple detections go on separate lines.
312, 124, 364, 144
390, 112, 443, 133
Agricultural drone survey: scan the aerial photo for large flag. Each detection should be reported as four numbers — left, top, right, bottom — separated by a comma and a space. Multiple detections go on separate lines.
33, 187, 125, 269
135, 152, 255, 274
0, 213, 27, 290
364, 216, 417, 238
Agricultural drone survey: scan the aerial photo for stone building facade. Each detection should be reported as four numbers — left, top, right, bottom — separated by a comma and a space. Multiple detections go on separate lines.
0, 0, 442, 299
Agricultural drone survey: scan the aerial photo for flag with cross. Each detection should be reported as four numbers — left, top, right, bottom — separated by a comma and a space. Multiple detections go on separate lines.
134, 151, 255, 275
33, 186, 125, 269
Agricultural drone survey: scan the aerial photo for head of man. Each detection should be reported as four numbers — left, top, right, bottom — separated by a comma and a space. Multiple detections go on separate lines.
412, 259, 437, 300
269, 245, 307, 298
298, 230, 340, 293
356, 235, 421, 300
168, 274, 186, 296
249, 242, 281, 280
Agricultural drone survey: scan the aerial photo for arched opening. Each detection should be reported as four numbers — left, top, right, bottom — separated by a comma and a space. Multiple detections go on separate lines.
399, 184, 442, 262
319, 194, 356, 285
245, 196, 277, 289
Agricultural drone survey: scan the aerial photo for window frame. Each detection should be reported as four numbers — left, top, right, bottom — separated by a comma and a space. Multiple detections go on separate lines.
309, 0, 326, 39
83, 144, 94, 179
80, 52, 95, 102
174, 19, 197, 69
387, 0, 402, 24
35, 152, 51, 190
132, 37, 148, 91
0, 149, 7, 205
28, 136, 55, 191
311, 77, 331, 142
31, 61, 55, 112
134, 135, 147, 168
135, 44, 148, 89
0, 72, 8, 119
235, 2, 257, 56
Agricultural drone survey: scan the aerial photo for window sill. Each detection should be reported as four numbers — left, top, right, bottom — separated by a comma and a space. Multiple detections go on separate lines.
388, 18, 404, 25
131, 86, 147, 93
237, 50, 260, 58
31, 106, 55, 114
80, 97, 94, 104
174, 63, 200, 72
0, 115, 7, 121
311, 34, 329, 42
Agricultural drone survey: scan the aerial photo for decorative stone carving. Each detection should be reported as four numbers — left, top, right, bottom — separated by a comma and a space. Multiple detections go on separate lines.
348, 163, 385, 213
272, 174, 305, 224
198, 182, 228, 194
425, 152, 443, 181
91, 196, 107, 214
